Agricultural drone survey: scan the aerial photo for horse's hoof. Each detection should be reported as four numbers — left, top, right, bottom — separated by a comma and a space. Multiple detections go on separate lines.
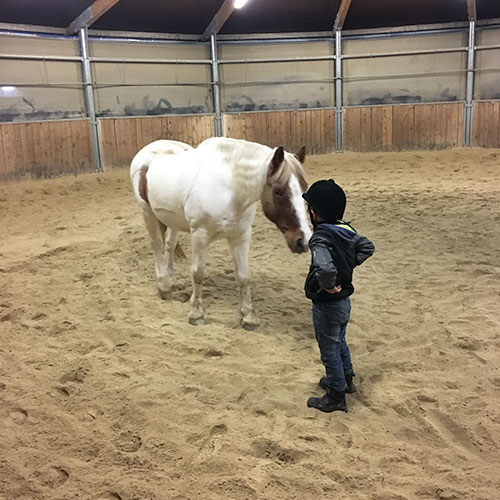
242, 315, 260, 331
158, 288, 172, 300
188, 313, 205, 326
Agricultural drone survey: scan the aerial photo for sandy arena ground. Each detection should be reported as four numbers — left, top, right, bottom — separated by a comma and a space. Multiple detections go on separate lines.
1, 148, 500, 500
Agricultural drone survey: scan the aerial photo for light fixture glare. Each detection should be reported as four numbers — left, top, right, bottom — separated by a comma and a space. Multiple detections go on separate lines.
234, 0, 249, 9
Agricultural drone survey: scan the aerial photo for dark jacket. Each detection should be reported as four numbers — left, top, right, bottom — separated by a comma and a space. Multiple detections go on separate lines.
305, 222, 374, 303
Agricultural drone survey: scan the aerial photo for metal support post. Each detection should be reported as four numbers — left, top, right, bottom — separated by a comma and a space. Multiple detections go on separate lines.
210, 34, 223, 137
334, 29, 343, 151
464, 20, 476, 147
78, 26, 102, 172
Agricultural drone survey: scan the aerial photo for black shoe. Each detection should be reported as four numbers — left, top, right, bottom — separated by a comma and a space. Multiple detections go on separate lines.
319, 373, 357, 394
307, 391, 347, 413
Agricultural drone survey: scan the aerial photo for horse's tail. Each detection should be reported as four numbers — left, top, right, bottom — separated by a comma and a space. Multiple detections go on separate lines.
157, 219, 187, 260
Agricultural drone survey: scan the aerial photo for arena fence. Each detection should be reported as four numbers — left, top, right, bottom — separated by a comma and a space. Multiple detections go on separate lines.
0, 19, 499, 180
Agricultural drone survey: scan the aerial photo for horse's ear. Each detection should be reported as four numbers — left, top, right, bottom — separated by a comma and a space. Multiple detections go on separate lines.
295, 146, 306, 164
268, 146, 284, 178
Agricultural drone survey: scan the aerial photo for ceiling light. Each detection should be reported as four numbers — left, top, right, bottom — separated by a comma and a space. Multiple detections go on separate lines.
234, 0, 249, 9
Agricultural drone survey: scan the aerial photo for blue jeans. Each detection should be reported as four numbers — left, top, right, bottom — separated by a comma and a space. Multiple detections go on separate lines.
312, 298, 353, 393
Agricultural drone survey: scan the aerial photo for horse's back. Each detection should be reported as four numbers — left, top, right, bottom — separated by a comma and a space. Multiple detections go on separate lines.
130, 140, 193, 207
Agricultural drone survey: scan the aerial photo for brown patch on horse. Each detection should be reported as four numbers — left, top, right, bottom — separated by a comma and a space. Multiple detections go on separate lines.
138, 165, 149, 204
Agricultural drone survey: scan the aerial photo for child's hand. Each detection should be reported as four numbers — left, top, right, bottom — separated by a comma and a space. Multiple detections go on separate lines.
325, 284, 342, 294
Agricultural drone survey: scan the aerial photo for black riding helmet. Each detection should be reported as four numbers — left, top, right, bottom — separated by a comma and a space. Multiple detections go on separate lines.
302, 179, 346, 222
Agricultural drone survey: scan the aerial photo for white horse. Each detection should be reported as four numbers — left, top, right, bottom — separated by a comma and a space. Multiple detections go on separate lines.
130, 137, 312, 329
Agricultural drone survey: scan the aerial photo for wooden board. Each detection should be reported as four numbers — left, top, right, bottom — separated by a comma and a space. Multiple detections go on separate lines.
473, 101, 500, 148
98, 115, 215, 169
0, 119, 93, 182
224, 109, 336, 155
344, 102, 465, 152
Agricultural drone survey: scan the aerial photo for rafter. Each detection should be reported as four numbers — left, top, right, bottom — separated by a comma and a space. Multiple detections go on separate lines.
201, 0, 236, 42
66, 0, 122, 34
334, 0, 353, 30
467, 0, 477, 21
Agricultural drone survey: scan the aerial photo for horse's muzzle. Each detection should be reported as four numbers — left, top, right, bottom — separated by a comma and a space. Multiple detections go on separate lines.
291, 238, 308, 254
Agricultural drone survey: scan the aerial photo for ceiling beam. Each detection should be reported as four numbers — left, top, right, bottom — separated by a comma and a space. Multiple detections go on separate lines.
334, 0, 353, 30
66, 0, 122, 34
201, 0, 236, 41
466, 0, 477, 21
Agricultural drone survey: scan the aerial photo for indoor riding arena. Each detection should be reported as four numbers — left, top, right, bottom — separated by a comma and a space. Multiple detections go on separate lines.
1, 1, 500, 500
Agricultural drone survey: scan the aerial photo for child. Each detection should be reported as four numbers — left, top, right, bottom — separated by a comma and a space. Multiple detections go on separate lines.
302, 179, 374, 413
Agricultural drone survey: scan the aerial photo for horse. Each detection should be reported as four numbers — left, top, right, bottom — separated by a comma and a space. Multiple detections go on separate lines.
130, 137, 312, 329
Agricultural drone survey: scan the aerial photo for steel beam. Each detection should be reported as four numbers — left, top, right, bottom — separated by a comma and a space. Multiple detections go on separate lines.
210, 34, 223, 137
334, 29, 343, 151
78, 27, 103, 172
464, 20, 476, 147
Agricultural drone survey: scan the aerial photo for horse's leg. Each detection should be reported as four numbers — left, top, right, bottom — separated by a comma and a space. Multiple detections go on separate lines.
188, 228, 209, 325
164, 227, 178, 290
230, 229, 260, 330
142, 209, 173, 298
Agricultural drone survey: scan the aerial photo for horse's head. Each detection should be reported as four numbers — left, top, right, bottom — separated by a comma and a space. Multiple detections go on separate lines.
261, 146, 312, 254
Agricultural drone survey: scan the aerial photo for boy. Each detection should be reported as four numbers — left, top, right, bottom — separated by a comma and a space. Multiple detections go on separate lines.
302, 179, 374, 413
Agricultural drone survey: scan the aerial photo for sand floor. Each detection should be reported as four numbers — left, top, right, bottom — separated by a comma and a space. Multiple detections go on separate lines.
1, 148, 500, 500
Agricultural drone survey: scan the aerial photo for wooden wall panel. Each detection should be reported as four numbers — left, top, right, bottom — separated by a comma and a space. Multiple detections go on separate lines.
344, 102, 464, 152
472, 101, 500, 148
224, 109, 336, 155
98, 114, 215, 169
0, 120, 93, 181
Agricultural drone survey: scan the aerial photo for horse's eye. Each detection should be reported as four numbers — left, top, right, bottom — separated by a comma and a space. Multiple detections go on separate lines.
274, 189, 283, 197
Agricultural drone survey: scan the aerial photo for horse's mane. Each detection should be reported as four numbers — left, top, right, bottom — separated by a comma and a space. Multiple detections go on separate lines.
197, 137, 306, 210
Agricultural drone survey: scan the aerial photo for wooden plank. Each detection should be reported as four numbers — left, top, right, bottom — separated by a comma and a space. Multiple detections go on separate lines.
114, 118, 128, 166
345, 107, 361, 151
487, 101, 495, 148
201, 0, 236, 41
127, 118, 139, 163
334, 0, 353, 30
457, 103, 465, 147
381, 106, 393, 151
391, 106, 402, 150
467, 0, 477, 21
360, 107, 371, 151
447, 103, 459, 147
428, 104, 437, 149
39, 122, 52, 178
67, 0, 122, 34
493, 101, 500, 148
73, 120, 92, 175
435, 104, 444, 149
371, 106, 383, 151
99, 118, 117, 168
0, 125, 15, 177
24, 123, 36, 175
407, 105, 415, 149
12, 124, 26, 179
0, 126, 6, 178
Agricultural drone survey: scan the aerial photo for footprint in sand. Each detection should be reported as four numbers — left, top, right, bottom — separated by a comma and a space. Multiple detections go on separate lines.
112, 431, 142, 453
330, 422, 353, 448
419, 401, 483, 460
59, 367, 89, 384
51, 385, 71, 399
250, 438, 304, 464
35, 466, 69, 488
198, 424, 227, 460
95, 492, 123, 500
8, 408, 28, 425
0, 382, 5, 392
